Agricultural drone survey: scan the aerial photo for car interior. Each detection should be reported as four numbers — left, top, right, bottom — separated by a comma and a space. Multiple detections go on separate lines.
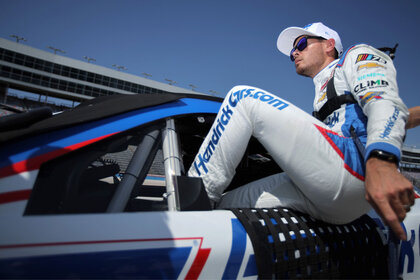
24, 113, 282, 215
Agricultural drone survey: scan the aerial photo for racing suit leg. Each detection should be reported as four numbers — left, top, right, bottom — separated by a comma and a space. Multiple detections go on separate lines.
188, 85, 371, 224
218, 172, 310, 210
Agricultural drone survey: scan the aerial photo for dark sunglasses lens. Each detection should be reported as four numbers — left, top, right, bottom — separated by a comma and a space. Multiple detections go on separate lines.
290, 48, 296, 61
296, 37, 307, 51
290, 37, 307, 61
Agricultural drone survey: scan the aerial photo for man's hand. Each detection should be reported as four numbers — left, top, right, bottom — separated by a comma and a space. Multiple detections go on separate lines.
365, 157, 415, 240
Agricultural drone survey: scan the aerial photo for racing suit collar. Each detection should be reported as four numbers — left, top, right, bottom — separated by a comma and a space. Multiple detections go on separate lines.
313, 59, 339, 86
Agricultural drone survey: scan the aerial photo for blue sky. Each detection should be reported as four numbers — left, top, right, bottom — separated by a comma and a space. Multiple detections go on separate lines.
1, 0, 419, 147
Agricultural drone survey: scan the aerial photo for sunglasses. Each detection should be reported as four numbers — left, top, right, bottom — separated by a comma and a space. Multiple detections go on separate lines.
290, 36, 326, 61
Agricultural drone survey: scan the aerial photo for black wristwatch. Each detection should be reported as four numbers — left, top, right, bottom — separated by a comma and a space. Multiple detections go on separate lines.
368, 149, 399, 165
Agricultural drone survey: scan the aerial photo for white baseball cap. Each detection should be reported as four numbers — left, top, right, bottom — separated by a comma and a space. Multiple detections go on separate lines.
277, 22, 343, 57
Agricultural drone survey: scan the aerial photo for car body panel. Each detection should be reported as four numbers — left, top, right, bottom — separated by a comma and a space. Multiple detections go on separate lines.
0, 211, 257, 279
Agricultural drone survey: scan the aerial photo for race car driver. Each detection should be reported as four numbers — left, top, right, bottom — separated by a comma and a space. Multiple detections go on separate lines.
188, 22, 415, 240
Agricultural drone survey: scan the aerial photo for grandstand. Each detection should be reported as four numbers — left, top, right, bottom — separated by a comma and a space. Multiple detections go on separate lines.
0, 37, 202, 109
400, 146, 420, 188
0, 36, 205, 116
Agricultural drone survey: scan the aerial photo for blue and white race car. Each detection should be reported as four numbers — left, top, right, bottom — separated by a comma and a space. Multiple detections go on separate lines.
0, 93, 419, 279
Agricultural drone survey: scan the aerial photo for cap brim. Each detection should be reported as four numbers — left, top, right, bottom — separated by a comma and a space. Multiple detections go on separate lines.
277, 27, 318, 56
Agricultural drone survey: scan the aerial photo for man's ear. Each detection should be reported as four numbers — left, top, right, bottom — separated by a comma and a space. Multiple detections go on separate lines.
325, 38, 336, 56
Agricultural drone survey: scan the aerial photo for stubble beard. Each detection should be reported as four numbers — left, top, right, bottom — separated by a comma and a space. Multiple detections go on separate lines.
295, 65, 311, 78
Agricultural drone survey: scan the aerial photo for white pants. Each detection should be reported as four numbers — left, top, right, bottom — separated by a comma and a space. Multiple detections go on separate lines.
188, 86, 371, 224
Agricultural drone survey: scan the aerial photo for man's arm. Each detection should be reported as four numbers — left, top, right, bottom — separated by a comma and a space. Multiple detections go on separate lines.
406, 106, 420, 129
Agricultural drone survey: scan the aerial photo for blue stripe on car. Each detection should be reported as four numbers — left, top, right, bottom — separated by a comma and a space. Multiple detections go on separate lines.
222, 218, 247, 279
0, 247, 191, 279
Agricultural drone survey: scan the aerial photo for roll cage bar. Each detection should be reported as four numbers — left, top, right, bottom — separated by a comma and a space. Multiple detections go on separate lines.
107, 117, 210, 212
162, 118, 182, 211
162, 118, 211, 211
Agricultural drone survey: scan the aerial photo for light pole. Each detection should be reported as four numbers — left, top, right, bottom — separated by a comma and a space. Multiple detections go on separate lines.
10, 34, 27, 43
142, 73, 152, 79
209, 90, 218, 96
83, 56, 96, 63
112, 64, 127, 71
165, 79, 177, 85
189, 84, 197, 91
47, 46, 65, 55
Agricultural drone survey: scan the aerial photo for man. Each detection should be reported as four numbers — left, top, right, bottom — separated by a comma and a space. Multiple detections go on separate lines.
188, 22, 415, 240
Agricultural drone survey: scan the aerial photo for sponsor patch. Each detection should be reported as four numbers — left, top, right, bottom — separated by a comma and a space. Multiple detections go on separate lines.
354, 80, 389, 93
356, 54, 387, 64
357, 72, 385, 81
304, 23, 313, 29
317, 91, 327, 103
357, 62, 386, 71
380, 106, 399, 139
325, 111, 339, 128
358, 91, 384, 107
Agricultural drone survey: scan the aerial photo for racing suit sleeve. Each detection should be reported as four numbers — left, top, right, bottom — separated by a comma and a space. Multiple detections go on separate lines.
341, 44, 408, 162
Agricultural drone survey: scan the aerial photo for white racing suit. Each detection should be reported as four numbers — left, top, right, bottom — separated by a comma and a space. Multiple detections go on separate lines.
188, 44, 408, 224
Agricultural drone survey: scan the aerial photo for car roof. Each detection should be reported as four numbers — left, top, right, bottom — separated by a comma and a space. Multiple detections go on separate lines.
0, 93, 222, 145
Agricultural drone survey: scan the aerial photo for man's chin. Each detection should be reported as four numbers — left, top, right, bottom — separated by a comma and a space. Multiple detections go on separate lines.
295, 67, 310, 77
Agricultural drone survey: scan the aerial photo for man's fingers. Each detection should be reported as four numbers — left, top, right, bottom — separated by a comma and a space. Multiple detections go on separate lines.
408, 188, 415, 206
399, 185, 415, 206
383, 204, 407, 240
400, 188, 415, 213
364, 160, 412, 241
387, 216, 407, 240
400, 190, 412, 213
390, 196, 407, 222
367, 193, 407, 240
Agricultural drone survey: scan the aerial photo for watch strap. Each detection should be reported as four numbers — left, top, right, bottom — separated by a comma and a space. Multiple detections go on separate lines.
368, 149, 399, 165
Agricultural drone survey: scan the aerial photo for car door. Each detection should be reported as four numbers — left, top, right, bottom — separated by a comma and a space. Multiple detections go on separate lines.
0, 111, 257, 279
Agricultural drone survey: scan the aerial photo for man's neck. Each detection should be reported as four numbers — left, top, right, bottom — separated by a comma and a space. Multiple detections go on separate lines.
310, 57, 336, 78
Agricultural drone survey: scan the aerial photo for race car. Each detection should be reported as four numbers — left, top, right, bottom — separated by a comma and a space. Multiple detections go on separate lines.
0, 93, 419, 279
